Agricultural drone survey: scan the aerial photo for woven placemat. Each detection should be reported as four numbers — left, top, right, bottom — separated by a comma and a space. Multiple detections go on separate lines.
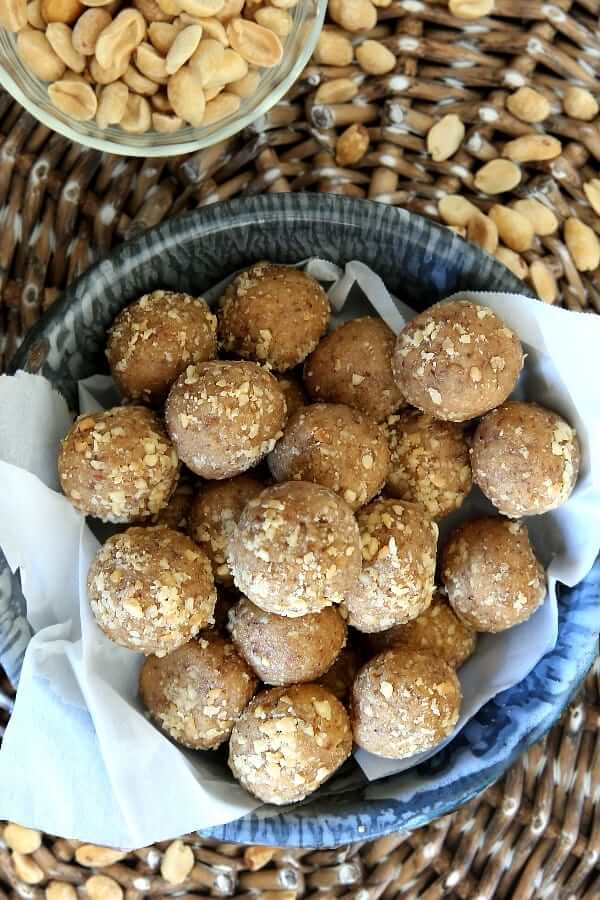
1, 0, 600, 894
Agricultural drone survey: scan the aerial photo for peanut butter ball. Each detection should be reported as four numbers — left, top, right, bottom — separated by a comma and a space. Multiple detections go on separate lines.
392, 301, 523, 422
364, 593, 476, 669
351, 648, 461, 759
442, 517, 546, 632
277, 375, 307, 420
140, 634, 257, 750
229, 597, 347, 685
88, 526, 216, 656
218, 263, 330, 371
471, 401, 580, 517
165, 361, 286, 479
385, 409, 472, 518
59, 406, 179, 523
268, 403, 390, 511
107, 291, 217, 404
228, 481, 362, 617
304, 317, 404, 422
318, 645, 363, 702
343, 498, 437, 633
188, 475, 264, 586
228, 684, 352, 804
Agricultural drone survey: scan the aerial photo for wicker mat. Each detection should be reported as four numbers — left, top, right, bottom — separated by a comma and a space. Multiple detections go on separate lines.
1, 0, 600, 893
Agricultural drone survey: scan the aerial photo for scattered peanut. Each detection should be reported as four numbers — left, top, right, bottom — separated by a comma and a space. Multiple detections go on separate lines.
75, 845, 128, 867
313, 29, 353, 66
168, 63, 206, 124
3, 823, 42, 855
228, 67, 259, 96
227, 17, 282, 66
448, 0, 494, 19
152, 110, 184, 130
203, 89, 240, 122
564, 217, 600, 272
529, 259, 557, 303
503, 134, 562, 162
244, 845, 276, 871
489, 204, 534, 252
156, 0, 179, 14
89, 54, 128, 83
165, 23, 202, 72
85, 875, 123, 900
583, 179, 600, 216
426, 113, 465, 162
495, 246, 528, 280
27, 0, 45, 29
12, 851, 45, 885
123, 63, 159, 93
215, 0, 244, 15
254, 6, 291, 36
328, 0, 377, 33
46, 22, 86, 70
474, 158, 521, 194
41, 0, 82, 24
356, 39, 395, 75
314, 77, 358, 104
189, 36, 224, 83
148, 20, 181, 52
505, 86, 550, 123
467, 212, 498, 254
133, 0, 170, 21
46, 881, 79, 900
72, 7, 111, 53
511, 198, 558, 236
136, 39, 168, 80
563, 85, 598, 122
178, 0, 224, 15
17, 27, 66, 79
193, 16, 228, 43
161, 839, 195, 885
96, 80, 129, 126
49, 77, 98, 118
336, 122, 369, 166
438, 194, 478, 226
95, 8, 146, 69
1, 0, 29, 30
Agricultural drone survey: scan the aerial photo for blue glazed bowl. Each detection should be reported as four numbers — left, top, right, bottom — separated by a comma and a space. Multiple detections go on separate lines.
4, 194, 599, 848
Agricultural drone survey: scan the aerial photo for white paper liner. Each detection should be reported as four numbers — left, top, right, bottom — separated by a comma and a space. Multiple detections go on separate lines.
0, 260, 599, 847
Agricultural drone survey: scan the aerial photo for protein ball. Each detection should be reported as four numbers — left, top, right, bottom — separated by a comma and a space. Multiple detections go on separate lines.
218, 263, 330, 371
165, 361, 286, 479
228, 684, 352, 804
442, 517, 546, 632
304, 317, 405, 422
471, 401, 580, 517
139, 633, 257, 750
318, 645, 363, 702
59, 406, 179, 523
228, 481, 362, 617
385, 409, 472, 518
151, 476, 195, 530
351, 648, 461, 759
106, 291, 217, 404
392, 300, 524, 422
343, 498, 438, 633
268, 403, 390, 511
88, 526, 216, 656
277, 375, 307, 420
188, 475, 264, 586
229, 597, 347, 685
364, 592, 476, 669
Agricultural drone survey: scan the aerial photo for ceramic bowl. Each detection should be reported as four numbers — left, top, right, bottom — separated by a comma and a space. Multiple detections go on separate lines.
4, 194, 599, 847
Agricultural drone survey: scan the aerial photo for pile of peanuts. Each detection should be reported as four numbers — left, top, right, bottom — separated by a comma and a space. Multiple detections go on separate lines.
0, 0, 292, 133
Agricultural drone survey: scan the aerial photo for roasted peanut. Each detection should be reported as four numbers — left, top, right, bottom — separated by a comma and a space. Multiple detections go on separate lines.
335, 122, 369, 166
190, 16, 227, 42
135, 40, 168, 80
17, 27, 66, 79
148, 20, 181, 52
214, 0, 242, 16
563, 85, 598, 121
226, 17, 281, 66
529, 260, 557, 303
583, 179, 600, 216
133, 0, 170, 20
212, 46, 246, 82
95, 8, 146, 70
89, 54, 128, 82
474, 158, 521, 194
27, 0, 45, 28
85, 875, 123, 900
313, 29, 353, 66
438, 194, 478, 227
161, 841, 195, 885
72, 8, 110, 52
164, 23, 201, 72
203, 82, 221, 99
448, 0, 494, 18
178, 0, 224, 15
202, 89, 239, 122
96, 79, 128, 125
152, 110, 184, 130
512, 198, 558, 236
270, 0, 297, 7
48, 77, 97, 117
46, 22, 86, 71
156, 0, 179, 12
46, 881, 78, 900
503, 134, 562, 162
3, 824, 42, 855
564, 217, 600, 272
189, 36, 224, 83
467, 212, 498, 254
495, 246, 528, 280
228, 67, 259, 96
12, 852, 45, 885
427, 113, 465, 162
75, 846, 128, 868
81, 0, 115, 6
356, 38, 395, 75
506, 86, 550, 123
150, 88, 171, 109
254, 5, 291, 36
489, 204, 534, 252
328, 0, 377, 32
41, 0, 82, 23
168, 63, 205, 124
123, 63, 159, 93
0, 0, 27, 31
315, 77, 358, 104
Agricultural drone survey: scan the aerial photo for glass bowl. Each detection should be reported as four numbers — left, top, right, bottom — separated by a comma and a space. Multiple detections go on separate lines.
0, 0, 326, 157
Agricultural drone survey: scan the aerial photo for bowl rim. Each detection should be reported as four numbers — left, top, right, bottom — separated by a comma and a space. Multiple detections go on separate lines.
8, 194, 599, 848
0, 0, 326, 158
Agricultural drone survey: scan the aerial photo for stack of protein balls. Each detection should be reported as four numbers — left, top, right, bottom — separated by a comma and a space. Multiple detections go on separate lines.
57, 265, 581, 805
